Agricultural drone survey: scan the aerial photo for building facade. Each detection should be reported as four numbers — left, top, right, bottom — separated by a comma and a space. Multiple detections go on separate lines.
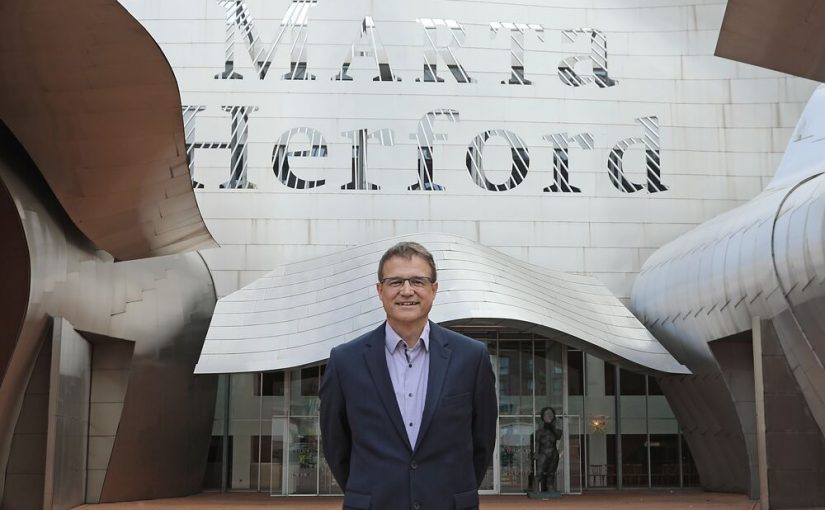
123, 0, 817, 307
2, 0, 824, 507
195, 233, 691, 494
205, 339, 699, 495
0, 1, 219, 509
120, 0, 821, 500
117, 0, 820, 500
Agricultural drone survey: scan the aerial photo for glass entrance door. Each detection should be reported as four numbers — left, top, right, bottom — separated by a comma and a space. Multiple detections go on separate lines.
456, 329, 568, 495
262, 328, 573, 496
559, 414, 583, 494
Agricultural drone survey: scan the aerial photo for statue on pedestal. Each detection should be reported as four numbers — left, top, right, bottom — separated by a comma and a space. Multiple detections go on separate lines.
529, 406, 562, 498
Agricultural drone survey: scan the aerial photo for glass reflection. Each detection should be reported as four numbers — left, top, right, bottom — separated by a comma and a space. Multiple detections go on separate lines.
290, 367, 320, 416
287, 418, 319, 494
229, 373, 260, 490
650, 434, 679, 487
265, 419, 285, 493
569, 426, 584, 493
498, 340, 533, 415
319, 437, 343, 494
500, 417, 532, 493
214, 329, 698, 495
535, 339, 563, 411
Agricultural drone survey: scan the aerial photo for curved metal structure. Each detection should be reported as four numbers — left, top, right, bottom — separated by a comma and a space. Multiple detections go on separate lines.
631, 84, 825, 424
0, 0, 216, 261
0, 126, 218, 508
631, 85, 825, 506
716, 0, 825, 84
0, 0, 221, 508
197, 233, 687, 375
0, 159, 29, 387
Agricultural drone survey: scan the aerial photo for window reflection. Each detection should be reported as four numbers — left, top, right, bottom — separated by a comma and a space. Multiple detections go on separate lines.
290, 367, 320, 416
500, 417, 533, 493
568, 351, 584, 396
649, 434, 680, 487
498, 340, 534, 416
204, 435, 226, 490
255, 371, 284, 396
319, 437, 343, 494
287, 418, 318, 494
212, 329, 699, 495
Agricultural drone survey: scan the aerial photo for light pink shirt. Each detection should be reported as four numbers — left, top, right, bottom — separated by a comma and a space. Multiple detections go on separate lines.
384, 322, 430, 449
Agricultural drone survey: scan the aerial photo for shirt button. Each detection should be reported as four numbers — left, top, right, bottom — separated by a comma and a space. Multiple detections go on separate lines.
408, 393, 413, 397
408, 363, 413, 368
408, 422, 413, 427
410, 461, 418, 469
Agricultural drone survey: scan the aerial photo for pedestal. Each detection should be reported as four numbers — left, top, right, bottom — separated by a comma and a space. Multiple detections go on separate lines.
527, 491, 562, 500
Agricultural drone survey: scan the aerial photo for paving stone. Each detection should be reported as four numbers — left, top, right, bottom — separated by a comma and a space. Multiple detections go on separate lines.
74, 489, 754, 510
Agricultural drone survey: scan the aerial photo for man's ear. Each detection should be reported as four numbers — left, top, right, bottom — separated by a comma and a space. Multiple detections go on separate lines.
376, 282, 382, 295
432, 281, 438, 294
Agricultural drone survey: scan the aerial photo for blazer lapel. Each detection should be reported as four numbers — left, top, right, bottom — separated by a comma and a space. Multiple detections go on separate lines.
362, 324, 412, 452
414, 322, 452, 452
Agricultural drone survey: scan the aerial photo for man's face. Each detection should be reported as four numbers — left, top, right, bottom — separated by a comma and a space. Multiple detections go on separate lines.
377, 255, 438, 329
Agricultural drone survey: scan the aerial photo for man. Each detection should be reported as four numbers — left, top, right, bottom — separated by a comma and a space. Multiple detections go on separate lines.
320, 241, 498, 510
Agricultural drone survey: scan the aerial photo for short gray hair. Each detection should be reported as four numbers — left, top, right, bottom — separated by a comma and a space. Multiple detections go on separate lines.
377, 242, 437, 282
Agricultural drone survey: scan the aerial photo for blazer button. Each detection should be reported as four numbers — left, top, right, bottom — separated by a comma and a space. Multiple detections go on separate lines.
410, 461, 418, 469
413, 502, 421, 510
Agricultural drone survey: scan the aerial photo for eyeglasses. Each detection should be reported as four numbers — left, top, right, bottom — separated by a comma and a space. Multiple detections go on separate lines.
380, 276, 435, 288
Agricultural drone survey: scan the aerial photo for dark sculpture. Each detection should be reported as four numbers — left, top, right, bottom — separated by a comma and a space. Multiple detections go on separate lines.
530, 406, 562, 492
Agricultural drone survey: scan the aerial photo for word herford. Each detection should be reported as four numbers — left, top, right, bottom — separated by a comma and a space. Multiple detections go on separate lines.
183, 107, 667, 194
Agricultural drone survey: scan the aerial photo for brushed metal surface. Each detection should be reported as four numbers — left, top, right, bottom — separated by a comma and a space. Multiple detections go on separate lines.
631, 85, 825, 423
658, 371, 751, 493
716, 0, 825, 83
84, 337, 134, 504
0, 123, 217, 506
630, 86, 825, 502
2, 326, 50, 510
0, 150, 29, 385
198, 233, 688, 375
631, 85, 825, 361
0, 0, 216, 261
754, 318, 825, 508
43, 319, 91, 510
707, 333, 759, 499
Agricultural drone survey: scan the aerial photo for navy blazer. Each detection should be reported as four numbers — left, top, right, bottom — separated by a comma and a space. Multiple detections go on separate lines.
320, 321, 498, 510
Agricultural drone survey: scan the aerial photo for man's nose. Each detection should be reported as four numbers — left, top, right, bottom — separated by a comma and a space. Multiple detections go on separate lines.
399, 280, 415, 294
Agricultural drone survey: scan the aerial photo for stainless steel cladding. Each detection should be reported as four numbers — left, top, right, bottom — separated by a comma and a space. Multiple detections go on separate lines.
0, 0, 216, 261
0, 123, 217, 509
631, 85, 825, 400
630, 86, 825, 506
198, 233, 688, 375
0, 0, 219, 508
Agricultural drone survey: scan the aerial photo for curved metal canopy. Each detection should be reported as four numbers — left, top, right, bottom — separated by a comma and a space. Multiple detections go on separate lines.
0, 0, 215, 260
631, 85, 825, 357
196, 233, 688, 375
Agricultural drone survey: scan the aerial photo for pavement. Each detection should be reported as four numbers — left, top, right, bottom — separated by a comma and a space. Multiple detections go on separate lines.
76, 489, 759, 510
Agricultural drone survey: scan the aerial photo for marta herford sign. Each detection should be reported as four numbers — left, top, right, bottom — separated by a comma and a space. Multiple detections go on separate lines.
181, 0, 668, 195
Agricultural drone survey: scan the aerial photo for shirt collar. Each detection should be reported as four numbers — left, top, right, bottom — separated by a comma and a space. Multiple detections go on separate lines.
385, 321, 430, 353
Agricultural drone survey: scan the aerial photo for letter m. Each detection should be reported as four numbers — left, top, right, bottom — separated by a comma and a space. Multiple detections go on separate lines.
215, 0, 319, 80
